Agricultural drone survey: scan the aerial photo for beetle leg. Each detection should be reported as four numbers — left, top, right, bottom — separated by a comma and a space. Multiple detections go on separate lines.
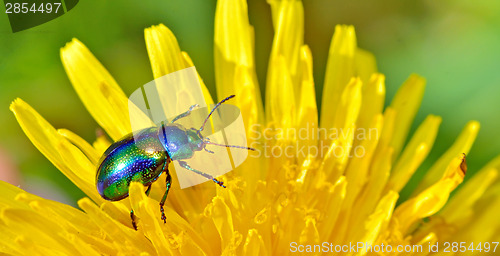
130, 210, 138, 230
178, 160, 226, 188
129, 184, 152, 230
145, 184, 152, 196
159, 172, 172, 223
171, 104, 199, 123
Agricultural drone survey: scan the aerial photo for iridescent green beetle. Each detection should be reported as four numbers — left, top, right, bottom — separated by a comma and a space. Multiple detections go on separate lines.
96, 95, 253, 229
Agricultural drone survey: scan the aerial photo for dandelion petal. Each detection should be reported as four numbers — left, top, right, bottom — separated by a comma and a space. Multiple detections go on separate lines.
388, 74, 426, 160
61, 39, 131, 141
414, 121, 479, 194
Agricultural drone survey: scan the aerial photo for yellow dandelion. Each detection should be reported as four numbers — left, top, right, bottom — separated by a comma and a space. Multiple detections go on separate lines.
3, 0, 500, 255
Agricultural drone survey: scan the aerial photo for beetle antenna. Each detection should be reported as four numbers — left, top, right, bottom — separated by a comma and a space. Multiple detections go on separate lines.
205, 140, 256, 151
198, 95, 235, 134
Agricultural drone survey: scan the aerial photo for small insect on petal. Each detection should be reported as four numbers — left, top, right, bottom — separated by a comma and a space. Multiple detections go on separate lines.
460, 153, 468, 176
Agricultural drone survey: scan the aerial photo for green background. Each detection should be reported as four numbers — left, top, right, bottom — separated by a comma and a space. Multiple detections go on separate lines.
0, 0, 499, 204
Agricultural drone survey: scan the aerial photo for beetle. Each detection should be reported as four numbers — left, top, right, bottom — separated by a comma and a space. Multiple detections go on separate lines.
96, 95, 253, 229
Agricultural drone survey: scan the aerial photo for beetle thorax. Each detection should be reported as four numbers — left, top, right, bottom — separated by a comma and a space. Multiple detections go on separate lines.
158, 123, 203, 160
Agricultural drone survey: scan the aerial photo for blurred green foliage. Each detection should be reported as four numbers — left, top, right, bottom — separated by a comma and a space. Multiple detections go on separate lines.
0, 0, 499, 204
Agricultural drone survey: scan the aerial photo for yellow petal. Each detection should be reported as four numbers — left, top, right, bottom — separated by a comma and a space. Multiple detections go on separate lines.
332, 77, 362, 138
60, 39, 131, 141
213, 0, 264, 135
330, 116, 380, 244
92, 132, 111, 157
350, 110, 395, 220
350, 146, 393, 232
377, 107, 396, 151
320, 25, 357, 131
17, 194, 117, 255
414, 121, 479, 195
267, 0, 281, 29
353, 191, 398, 256
214, 0, 254, 70
453, 195, 500, 243
318, 176, 347, 240
411, 232, 437, 256
267, 0, 304, 98
233, 66, 264, 132
1, 208, 99, 256
297, 45, 318, 162
56, 135, 104, 203
129, 191, 173, 256
164, 172, 216, 223
0, 181, 34, 209
388, 74, 426, 160
98, 201, 135, 229
243, 229, 268, 256
0, 186, 114, 255
355, 48, 377, 84
344, 115, 383, 208
392, 153, 467, 234
179, 232, 208, 256
265, 55, 296, 130
414, 166, 498, 242
299, 217, 320, 253
440, 166, 498, 224
132, 182, 213, 254
181, 51, 214, 106
210, 196, 234, 250
323, 124, 355, 182
476, 154, 500, 175
10, 99, 102, 203
78, 197, 157, 255
321, 78, 362, 178
145, 24, 185, 79
145, 24, 214, 114
214, 0, 259, 98
2, 182, 98, 234
385, 115, 441, 192
58, 128, 100, 165
355, 73, 385, 143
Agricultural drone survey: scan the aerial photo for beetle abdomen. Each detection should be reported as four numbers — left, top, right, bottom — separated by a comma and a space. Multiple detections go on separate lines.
96, 127, 169, 201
